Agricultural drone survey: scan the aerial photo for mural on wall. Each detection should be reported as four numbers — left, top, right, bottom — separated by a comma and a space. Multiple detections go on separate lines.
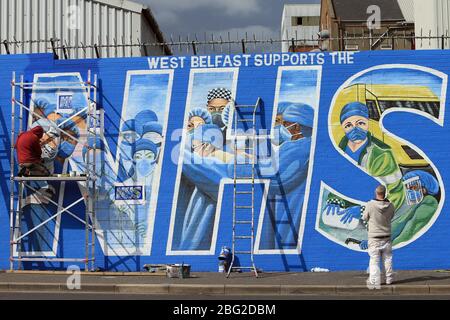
317, 65, 446, 251
17, 73, 89, 256
92, 70, 173, 256
167, 66, 321, 255
168, 68, 239, 254
21, 71, 173, 257
5, 51, 450, 272
255, 66, 321, 254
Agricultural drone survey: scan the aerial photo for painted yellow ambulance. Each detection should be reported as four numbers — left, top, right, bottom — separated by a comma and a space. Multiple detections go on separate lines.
330, 84, 440, 173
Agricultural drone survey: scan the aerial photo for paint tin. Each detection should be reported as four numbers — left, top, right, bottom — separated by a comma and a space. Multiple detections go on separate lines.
166, 264, 191, 278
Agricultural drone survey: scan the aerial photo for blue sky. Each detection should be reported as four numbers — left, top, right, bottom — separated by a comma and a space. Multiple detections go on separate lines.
34, 75, 87, 110
189, 71, 235, 111
125, 73, 170, 123
279, 69, 320, 108
138, 0, 321, 40
350, 68, 444, 98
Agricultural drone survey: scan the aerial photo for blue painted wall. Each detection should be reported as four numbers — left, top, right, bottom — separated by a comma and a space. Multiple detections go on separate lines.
1, 51, 449, 272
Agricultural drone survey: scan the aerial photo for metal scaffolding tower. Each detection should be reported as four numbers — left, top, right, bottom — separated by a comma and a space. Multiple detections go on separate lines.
227, 98, 262, 278
9, 71, 99, 271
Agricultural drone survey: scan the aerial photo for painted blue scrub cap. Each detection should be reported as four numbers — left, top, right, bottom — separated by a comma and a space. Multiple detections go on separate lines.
277, 102, 291, 115
142, 121, 163, 135
340, 102, 369, 124
133, 139, 158, 155
282, 102, 315, 128
188, 107, 213, 125
135, 110, 158, 136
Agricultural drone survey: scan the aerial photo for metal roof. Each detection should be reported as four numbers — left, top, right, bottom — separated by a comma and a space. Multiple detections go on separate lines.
397, 0, 415, 23
331, 0, 405, 22
92, 0, 145, 13
0, 0, 171, 57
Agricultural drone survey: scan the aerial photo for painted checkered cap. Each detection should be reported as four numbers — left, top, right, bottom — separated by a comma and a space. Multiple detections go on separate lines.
207, 88, 232, 103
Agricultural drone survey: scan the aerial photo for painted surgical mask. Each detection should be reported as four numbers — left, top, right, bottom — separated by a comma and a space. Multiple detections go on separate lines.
211, 111, 225, 128
273, 124, 302, 146
345, 126, 368, 142
58, 141, 76, 159
134, 150, 157, 178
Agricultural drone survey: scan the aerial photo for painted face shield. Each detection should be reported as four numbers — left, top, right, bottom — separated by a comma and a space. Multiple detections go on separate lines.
404, 176, 424, 205
402, 170, 440, 206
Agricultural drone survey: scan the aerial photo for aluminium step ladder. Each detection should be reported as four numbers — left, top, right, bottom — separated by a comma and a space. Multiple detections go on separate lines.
227, 98, 262, 278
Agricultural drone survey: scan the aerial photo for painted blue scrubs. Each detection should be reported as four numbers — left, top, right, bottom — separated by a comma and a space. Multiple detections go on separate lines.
175, 148, 229, 250
258, 137, 311, 250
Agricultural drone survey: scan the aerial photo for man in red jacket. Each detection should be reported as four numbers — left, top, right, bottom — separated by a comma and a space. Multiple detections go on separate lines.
15, 126, 50, 176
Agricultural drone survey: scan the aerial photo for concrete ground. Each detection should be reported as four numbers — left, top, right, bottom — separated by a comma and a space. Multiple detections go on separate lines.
1, 270, 450, 297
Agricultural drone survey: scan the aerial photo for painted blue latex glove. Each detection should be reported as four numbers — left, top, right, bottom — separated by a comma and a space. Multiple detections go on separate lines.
324, 203, 340, 215
359, 240, 369, 250
338, 206, 361, 224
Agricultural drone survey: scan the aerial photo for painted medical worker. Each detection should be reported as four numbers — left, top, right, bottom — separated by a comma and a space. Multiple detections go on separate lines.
177, 123, 232, 251
324, 102, 405, 249
172, 108, 212, 250
206, 88, 233, 143
391, 170, 439, 246
259, 102, 314, 250
187, 108, 212, 132
128, 139, 159, 181
338, 102, 405, 210
118, 110, 159, 181
82, 137, 145, 254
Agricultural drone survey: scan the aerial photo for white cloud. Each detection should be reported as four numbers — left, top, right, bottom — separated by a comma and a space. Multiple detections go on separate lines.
214, 25, 279, 40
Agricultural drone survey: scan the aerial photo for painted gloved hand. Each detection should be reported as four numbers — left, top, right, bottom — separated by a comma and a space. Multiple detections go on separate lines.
359, 240, 369, 250
324, 198, 345, 215
338, 206, 362, 224
324, 203, 340, 215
